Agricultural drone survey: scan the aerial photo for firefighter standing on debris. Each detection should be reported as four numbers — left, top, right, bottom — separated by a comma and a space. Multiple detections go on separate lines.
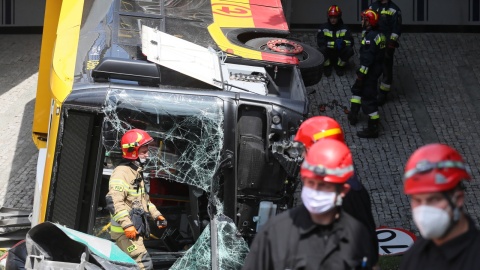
242, 139, 375, 270
317, 5, 354, 77
294, 116, 379, 267
106, 129, 167, 270
400, 143, 480, 269
348, 9, 386, 139
369, 0, 402, 105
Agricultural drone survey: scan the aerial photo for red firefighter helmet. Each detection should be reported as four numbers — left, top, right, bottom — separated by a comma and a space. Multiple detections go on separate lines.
294, 116, 344, 149
361, 9, 379, 27
327, 5, 342, 17
300, 139, 353, 184
403, 143, 471, 194
121, 129, 153, 160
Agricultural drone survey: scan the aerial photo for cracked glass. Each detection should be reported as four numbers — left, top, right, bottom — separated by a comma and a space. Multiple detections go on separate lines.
100, 88, 249, 268
170, 215, 249, 270
102, 88, 223, 191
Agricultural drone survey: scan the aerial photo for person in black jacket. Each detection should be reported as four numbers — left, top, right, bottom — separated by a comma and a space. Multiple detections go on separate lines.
242, 139, 375, 270
293, 116, 379, 266
348, 9, 385, 139
400, 143, 480, 270
317, 5, 354, 77
369, 0, 402, 105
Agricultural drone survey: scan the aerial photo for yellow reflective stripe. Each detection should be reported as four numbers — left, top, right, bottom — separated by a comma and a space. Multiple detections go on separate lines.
327, 41, 335, 48
370, 114, 380, 120
344, 40, 352, 46
337, 59, 346, 66
380, 9, 396, 15
110, 225, 124, 233
113, 210, 129, 222
336, 29, 347, 37
313, 128, 342, 141
380, 82, 391, 91
350, 98, 361, 104
361, 39, 366, 45
323, 30, 333, 37
390, 33, 399, 41
359, 66, 368, 75
110, 179, 129, 188
324, 59, 331, 66
127, 188, 144, 196
374, 34, 386, 45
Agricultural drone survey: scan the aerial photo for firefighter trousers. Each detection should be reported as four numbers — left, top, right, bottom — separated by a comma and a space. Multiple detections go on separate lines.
324, 46, 354, 66
111, 231, 153, 270
352, 65, 383, 116
382, 48, 395, 86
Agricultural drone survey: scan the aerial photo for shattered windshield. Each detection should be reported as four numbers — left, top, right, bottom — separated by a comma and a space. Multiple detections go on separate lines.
102, 88, 223, 191
101, 88, 249, 268
170, 214, 249, 269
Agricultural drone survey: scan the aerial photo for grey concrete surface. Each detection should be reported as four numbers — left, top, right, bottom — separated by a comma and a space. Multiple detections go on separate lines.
0, 35, 41, 212
1, 31, 480, 238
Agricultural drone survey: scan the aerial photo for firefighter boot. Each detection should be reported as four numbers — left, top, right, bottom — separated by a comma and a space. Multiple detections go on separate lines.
348, 103, 361, 125
335, 65, 345, 76
324, 65, 333, 77
335, 59, 346, 76
357, 118, 379, 138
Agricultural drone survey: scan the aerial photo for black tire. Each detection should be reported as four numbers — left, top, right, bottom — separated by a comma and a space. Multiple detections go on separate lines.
245, 37, 324, 86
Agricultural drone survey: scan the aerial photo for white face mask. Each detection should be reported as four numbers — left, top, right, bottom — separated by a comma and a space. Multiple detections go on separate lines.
301, 186, 337, 214
139, 158, 148, 164
412, 205, 451, 239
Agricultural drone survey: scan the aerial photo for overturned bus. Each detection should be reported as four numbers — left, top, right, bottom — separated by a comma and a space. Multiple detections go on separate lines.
30, 0, 322, 268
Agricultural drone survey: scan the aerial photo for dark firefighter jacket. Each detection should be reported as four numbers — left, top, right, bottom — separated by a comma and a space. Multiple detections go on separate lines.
343, 172, 379, 265
242, 205, 375, 270
369, 1, 402, 43
399, 215, 480, 270
316, 18, 354, 55
358, 29, 386, 78
106, 162, 161, 233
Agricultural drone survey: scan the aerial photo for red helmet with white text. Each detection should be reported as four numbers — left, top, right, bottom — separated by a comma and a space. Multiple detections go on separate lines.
121, 129, 153, 160
300, 139, 353, 184
403, 143, 471, 194
327, 5, 342, 17
294, 116, 344, 150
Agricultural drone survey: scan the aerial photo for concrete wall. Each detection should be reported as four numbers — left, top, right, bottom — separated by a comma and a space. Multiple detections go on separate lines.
1, 0, 45, 26
1, 0, 479, 27
287, 0, 480, 26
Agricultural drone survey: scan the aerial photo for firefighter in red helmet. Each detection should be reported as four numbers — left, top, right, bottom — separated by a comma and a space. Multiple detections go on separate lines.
348, 9, 385, 138
243, 139, 375, 269
293, 116, 379, 266
369, 0, 402, 105
400, 143, 480, 270
106, 129, 167, 269
317, 5, 354, 77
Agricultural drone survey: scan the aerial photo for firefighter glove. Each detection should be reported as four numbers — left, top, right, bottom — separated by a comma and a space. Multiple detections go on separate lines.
157, 215, 168, 229
124, 226, 138, 239
335, 39, 344, 50
387, 40, 399, 49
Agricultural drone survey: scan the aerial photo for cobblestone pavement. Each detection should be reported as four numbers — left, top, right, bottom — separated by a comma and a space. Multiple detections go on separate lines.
1, 32, 480, 236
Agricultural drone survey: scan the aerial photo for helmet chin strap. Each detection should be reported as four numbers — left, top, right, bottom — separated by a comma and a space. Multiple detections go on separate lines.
438, 192, 461, 239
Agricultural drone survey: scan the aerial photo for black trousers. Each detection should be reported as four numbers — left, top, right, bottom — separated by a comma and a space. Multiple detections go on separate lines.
351, 64, 383, 115
323, 46, 354, 66
382, 47, 395, 85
